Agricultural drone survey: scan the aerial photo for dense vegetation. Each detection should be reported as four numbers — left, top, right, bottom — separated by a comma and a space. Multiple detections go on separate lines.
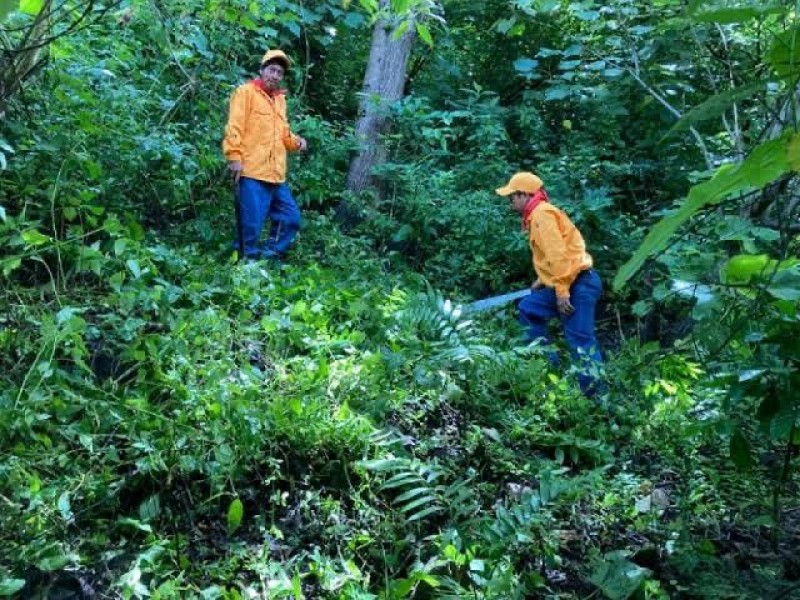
1, 0, 799, 598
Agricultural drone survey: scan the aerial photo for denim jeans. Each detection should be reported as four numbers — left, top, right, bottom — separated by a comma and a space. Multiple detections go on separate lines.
518, 269, 604, 396
235, 177, 300, 259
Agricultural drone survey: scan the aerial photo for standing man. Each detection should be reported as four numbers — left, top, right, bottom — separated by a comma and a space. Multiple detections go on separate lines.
495, 172, 604, 397
223, 49, 308, 261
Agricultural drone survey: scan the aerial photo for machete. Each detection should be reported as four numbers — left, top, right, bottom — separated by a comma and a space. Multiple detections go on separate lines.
465, 288, 531, 313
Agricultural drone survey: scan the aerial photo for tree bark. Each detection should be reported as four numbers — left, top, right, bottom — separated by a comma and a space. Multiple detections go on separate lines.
346, 1, 416, 196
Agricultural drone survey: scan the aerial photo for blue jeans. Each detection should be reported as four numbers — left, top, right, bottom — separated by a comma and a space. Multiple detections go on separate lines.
518, 269, 604, 396
235, 177, 300, 259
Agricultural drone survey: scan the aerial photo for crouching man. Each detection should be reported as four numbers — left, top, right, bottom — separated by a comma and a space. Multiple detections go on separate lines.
496, 171, 604, 397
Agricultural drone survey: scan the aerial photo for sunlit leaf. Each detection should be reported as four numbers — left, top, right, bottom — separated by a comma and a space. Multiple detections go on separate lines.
415, 22, 433, 47
21, 229, 49, 246
19, 0, 43, 15
227, 498, 244, 534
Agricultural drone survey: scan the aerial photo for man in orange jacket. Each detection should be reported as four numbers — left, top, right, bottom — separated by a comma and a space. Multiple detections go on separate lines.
496, 172, 604, 396
223, 49, 308, 261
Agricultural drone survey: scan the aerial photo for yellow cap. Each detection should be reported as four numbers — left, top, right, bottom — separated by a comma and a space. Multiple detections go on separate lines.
261, 49, 291, 70
495, 172, 543, 196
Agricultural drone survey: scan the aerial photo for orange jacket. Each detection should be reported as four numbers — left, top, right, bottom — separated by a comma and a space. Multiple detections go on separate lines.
222, 81, 301, 183
527, 203, 593, 299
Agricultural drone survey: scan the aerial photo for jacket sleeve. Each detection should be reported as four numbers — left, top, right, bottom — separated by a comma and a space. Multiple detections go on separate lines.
222, 87, 247, 162
532, 210, 575, 299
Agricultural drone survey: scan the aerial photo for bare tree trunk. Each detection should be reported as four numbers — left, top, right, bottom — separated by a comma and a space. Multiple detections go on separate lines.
346, 1, 416, 196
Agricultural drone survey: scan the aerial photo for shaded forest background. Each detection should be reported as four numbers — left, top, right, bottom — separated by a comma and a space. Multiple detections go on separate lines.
1, 0, 799, 597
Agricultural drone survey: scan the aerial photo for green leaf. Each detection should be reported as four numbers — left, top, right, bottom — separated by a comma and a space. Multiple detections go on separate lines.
614, 132, 800, 291
399, 494, 438, 513
139, 495, 161, 522
692, 5, 785, 24
22, 229, 50, 246
19, 0, 43, 14
126, 259, 141, 278
767, 266, 800, 301
393, 487, 431, 503
406, 504, 441, 522
590, 552, 650, 600
0, 579, 26, 596
38, 551, 69, 572
663, 80, 768, 140
392, 19, 409, 40
1, 257, 21, 276
358, 458, 405, 472
0, 0, 17, 23
227, 498, 244, 534
544, 86, 572, 101
391, 0, 410, 13
722, 254, 772, 285
57, 492, 73, 522
768, 27, 800, 78
415, 22, 433, 47
730, 430, 754, 470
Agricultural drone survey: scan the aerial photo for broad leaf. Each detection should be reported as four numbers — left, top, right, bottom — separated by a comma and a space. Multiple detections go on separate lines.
513, 57, 539, 73
227, 498, 244, 534
767, 266, 800, 301
590, 552, 650, 600
415, 22, 433, 47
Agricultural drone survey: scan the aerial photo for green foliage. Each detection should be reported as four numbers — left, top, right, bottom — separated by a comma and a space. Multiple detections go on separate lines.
2, 0, 800, 596
614, 132, 800, 291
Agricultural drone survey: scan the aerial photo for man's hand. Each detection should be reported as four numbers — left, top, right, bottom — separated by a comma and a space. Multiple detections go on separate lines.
229, 160, 243, 184
557, 295, 575, 316
296, 136, 308, 152
531, 279, 544, 291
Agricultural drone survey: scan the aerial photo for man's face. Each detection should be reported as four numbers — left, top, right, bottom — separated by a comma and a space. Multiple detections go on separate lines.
509, 191, 528, 214
260, 62, 285, 90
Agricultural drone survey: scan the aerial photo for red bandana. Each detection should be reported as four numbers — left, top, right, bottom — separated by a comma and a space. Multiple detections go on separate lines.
250, 79, 287, 97
521, 188, 549, 231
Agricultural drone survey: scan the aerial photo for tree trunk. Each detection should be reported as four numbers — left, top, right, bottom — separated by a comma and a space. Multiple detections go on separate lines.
346, 1, 416, 196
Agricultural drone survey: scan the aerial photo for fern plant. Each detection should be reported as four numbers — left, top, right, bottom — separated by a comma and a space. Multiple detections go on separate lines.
357, 451, 478, 524
392, 289, 499, 368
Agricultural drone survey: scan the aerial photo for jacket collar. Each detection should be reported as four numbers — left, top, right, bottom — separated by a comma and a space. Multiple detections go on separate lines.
250, 78, 287, 97
522, 188, 549, 231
